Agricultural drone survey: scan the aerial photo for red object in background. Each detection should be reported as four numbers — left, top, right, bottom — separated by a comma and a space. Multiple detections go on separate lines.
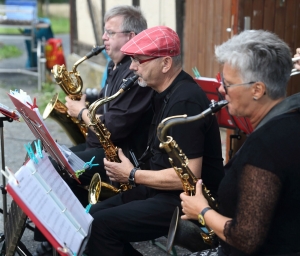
194, 76, 253, 134
45, 38, 66, 70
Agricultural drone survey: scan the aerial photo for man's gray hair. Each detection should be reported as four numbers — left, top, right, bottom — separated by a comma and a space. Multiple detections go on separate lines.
104, 5, 147, 35
172, 55, 182, 67
215, 30, 292, 99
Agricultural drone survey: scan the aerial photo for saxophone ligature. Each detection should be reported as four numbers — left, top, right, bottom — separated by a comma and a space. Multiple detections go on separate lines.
87, 75, 139, 203
43, 45, 105, 145
157, 99, 228, 252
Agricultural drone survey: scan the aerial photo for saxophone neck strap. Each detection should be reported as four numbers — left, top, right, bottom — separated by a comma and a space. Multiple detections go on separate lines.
139, 79, 189, 164
149, 79, 189, 145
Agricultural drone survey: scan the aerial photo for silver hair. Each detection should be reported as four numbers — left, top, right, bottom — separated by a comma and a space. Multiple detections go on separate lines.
215, 30, 293, 99
104, 5, 147, 35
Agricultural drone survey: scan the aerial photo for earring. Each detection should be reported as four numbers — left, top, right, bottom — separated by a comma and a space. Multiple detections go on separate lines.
253, 97, 258, 100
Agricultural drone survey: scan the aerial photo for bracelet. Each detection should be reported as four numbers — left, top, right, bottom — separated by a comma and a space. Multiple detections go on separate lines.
128, 167, 140, 187
77, 107, 87, 121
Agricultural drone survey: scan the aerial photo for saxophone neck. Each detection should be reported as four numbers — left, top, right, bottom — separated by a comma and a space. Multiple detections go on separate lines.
72, 56, 88, 72
72, 45, 105, 72
88, 91, 122, 119
157, 115, 188, 143
157, 100, 229, 143
88, 75, 139, 121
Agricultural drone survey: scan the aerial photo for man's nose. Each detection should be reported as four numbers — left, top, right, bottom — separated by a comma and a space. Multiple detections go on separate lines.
129, 61, 138, 71
102, 32, 109, 40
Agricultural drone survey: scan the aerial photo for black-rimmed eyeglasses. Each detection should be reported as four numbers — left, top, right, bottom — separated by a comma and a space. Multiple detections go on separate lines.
130, 56, 160, 65
221, 73, 256, 94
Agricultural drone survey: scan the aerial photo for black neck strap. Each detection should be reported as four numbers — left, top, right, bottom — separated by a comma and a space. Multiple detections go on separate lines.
146, 79, 188, 147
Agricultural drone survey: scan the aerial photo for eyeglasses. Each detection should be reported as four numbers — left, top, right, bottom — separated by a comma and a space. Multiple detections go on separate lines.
130, 56, 160, 65
103, 29, 131, 38
221, 73, 256, 94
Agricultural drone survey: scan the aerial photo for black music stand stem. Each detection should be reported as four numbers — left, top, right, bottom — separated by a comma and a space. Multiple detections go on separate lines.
0, 116, 14, 227
0, 116, 33, 256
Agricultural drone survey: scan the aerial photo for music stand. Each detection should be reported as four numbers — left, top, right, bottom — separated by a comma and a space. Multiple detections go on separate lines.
0, 115, 14, 226
0, 114, 33, 256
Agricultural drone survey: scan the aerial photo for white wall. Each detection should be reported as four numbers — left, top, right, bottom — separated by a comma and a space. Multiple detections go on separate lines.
76, 0, 176, 47
140, 0, 176, 30
76, 0, 96, 46
105, 0, 132, 11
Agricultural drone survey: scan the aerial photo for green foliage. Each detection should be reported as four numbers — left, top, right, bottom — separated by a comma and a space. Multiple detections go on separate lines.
0, 44, 22, 60
49, 15, 69, 34
39, 81, 66, 113
0, 16, 69, 35
0, 27, 20, 34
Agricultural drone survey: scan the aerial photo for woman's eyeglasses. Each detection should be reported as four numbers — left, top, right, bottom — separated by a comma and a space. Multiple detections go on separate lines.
220, 73, 256, 94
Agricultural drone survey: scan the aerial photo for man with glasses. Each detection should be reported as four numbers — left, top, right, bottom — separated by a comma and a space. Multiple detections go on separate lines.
62, 5, 154, 206
86, 26, 224, 256
34, 5, 153, 256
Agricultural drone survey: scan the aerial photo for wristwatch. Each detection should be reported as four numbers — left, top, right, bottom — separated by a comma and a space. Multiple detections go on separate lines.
77, 107, 87, 121
198, 207, 212, 226
128, 167, 140, 187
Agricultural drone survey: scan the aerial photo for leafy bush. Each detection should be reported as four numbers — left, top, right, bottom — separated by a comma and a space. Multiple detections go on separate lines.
0, 44, 22, 60
49, 15, 69, 34
39, 81, 66, 113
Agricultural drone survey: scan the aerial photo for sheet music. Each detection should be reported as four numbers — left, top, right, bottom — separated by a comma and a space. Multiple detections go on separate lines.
57, 144, 85, 171
9, 89, 33, 106
8, 90, 81, 183
6, 152, 93, 254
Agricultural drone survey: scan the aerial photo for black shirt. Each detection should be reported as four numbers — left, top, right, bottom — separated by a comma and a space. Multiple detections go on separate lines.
86, 55, 154, 158
218, 112, 300, 255
149, 70, 224, 196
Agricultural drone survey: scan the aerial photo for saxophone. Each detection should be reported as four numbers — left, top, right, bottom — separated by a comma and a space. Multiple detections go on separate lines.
42, 45, 105, 145
157, 99, 228, 252
87, 75, 139, 203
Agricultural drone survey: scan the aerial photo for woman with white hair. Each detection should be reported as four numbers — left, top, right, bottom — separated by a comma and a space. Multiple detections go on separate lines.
181, 30, 300, 256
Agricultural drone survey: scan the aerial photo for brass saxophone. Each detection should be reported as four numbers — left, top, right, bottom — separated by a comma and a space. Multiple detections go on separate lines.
87, 75, 139, 203
157, 99, 228, 252
42, 45, 105, 145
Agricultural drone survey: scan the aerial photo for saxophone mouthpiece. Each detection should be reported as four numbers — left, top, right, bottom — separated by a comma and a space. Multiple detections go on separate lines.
86, 45, 106, 59
209, 100, 228, 114
120, 75, 139, 92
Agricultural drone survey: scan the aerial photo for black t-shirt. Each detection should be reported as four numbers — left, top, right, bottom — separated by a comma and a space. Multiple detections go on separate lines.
86, 55, 154, 158
218, 112, 300, 255
149, 70, 224, 196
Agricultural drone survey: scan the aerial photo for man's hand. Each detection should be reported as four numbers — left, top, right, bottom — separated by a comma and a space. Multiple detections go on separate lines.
65, 94, 87, 117
180, 179, 209, 221
104, 149, 134, 183
294, 48, 300, 71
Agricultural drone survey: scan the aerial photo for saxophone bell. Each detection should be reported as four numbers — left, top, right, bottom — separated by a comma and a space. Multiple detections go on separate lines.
88, 173, 121, 203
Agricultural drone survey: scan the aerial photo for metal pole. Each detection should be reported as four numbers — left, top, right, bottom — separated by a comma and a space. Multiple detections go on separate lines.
0, 116, 13, 230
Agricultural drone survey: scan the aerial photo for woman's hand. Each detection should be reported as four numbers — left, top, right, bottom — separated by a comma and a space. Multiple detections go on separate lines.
180, 179, 210, 220
104, 148, 134, 183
